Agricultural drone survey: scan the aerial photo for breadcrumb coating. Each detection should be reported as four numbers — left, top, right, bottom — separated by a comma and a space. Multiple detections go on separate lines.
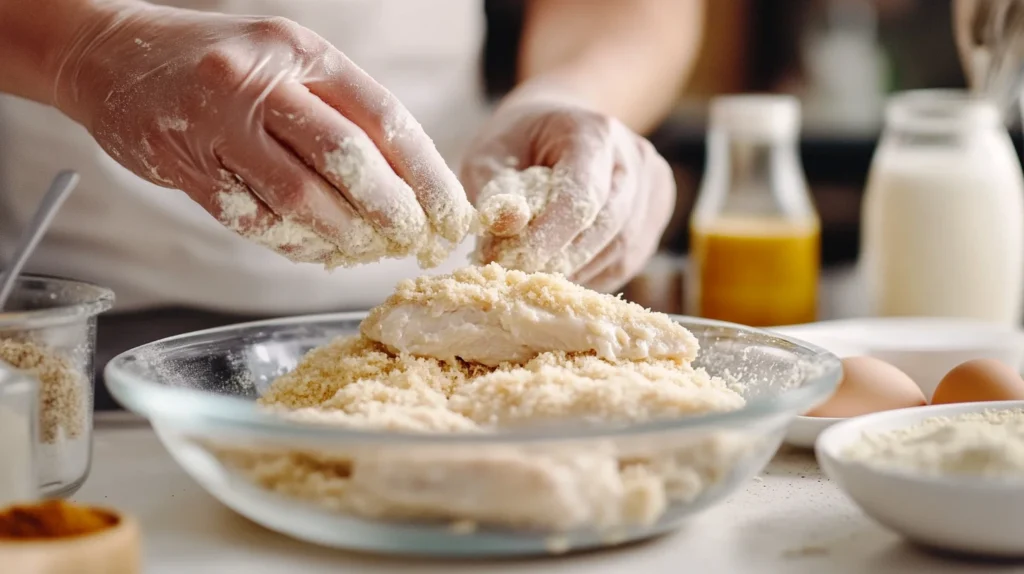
258, 335, 742, 431
221, 264, 751, 535
361, 263, 699, 366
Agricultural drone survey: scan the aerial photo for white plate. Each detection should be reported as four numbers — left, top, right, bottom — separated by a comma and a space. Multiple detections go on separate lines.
816, 400, 1024, 558
773, 317, 1024, 400
784, 415, 842, 449
771, 324, 859, 448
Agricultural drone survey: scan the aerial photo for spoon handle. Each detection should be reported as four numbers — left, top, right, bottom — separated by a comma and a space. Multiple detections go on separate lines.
0, 171, 80, 309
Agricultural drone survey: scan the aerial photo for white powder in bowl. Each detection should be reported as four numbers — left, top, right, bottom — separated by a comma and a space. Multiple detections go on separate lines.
842, 408, 1024, 478
0, 405, 34, 504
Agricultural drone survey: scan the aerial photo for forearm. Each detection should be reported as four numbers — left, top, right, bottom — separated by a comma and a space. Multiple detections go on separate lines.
0, 0, 131, 114
515, 0, 703, 133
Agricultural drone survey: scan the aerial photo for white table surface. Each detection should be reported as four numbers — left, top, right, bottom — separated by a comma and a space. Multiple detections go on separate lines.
73, 421, 1024, 574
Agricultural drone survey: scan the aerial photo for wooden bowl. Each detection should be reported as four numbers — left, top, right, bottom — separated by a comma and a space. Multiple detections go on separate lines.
0, 501, 140, 574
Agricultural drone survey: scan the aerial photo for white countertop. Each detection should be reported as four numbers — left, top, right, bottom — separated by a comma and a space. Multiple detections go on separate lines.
73, 421, 1024, 573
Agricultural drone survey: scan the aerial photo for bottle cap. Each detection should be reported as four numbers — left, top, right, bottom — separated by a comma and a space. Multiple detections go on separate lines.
709, 95, 801, 140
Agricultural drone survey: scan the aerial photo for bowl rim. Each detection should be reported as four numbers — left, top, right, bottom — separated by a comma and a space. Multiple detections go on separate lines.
0, 274, 115, 329
775, 317, 1024, 353
104, 312, 843, 444
816, 400, 1024, 490
778, 315, 1024, 351
793, 415, 844, 422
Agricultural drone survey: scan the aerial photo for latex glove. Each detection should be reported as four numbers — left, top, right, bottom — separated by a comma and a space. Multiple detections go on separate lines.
54, 3, 474, 268
462, 93, 676, 292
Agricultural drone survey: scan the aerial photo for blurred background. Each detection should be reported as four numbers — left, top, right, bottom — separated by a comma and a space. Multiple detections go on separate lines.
481, 0, 1007, 286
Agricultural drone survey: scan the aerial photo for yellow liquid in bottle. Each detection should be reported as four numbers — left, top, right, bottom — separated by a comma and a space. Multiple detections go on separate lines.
690, 217, 820, 327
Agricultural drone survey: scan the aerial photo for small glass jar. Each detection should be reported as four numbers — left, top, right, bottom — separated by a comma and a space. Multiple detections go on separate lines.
687, 95, 821, 327
0, 360, 38, 505
861, 90, 1024, 324
0, 276, 113, 497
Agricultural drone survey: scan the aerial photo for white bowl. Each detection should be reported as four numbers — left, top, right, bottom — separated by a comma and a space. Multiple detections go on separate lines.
784, 415, 842, 449
774, 317, 1024, 400
816, 400, 1024, 558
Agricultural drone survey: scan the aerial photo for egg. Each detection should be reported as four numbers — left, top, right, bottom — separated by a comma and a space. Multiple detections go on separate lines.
806, 356, 926, 418
930, 358, 1024, 405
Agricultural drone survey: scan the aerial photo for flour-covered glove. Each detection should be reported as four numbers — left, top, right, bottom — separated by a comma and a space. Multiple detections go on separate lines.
54, 2, 474, 267
462, 91, 676, 292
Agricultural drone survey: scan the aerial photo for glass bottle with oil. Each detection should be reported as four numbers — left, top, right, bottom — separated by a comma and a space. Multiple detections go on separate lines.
686, 95, 820, 327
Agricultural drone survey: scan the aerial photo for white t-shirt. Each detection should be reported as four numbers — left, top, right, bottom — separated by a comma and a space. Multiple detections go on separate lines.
0, 0, 489, 315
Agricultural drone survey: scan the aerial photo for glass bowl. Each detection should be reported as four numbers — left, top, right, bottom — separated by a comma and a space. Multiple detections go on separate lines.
0, 275, 114, 497
105, 313, 840, 557
0, 360, 40, 505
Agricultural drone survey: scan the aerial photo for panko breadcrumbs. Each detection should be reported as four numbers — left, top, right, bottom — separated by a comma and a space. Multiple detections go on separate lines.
0, 338, 83, 443
209, 426, 752, 531
213, 264, 752, 533
361, 263, 700, 366
259, 335, 742, 431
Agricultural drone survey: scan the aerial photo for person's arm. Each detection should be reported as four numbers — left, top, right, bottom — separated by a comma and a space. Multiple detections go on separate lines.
0, 0, 474, 268
0, 0, 113, 113
462, 0, 701, 290
516, 0, 704, 133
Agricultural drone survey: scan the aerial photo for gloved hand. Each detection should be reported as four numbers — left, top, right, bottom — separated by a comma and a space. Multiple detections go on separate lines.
462, 89, 676, 292
53, 2, 474, 268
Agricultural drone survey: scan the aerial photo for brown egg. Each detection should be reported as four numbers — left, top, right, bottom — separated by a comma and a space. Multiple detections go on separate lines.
931, 358, 1024, 405
806, 356, 926, 418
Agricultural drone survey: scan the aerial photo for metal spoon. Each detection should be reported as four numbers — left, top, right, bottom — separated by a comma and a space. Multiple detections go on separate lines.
0, 171, 79, 310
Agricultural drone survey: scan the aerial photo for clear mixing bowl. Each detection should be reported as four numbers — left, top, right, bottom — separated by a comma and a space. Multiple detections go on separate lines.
0, 275, 114, 497
105, 313, 840, 557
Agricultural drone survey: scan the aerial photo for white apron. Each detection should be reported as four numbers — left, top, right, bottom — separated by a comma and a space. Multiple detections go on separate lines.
0, 0, 488, 314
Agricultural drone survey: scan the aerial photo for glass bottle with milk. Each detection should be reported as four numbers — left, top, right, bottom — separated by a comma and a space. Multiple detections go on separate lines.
861, 90, 1024, 325
687, 95, 821, 327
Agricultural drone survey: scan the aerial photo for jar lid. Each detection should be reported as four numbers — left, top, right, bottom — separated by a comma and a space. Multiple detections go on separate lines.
885, 89, 1001, 133
709, 95, 801, 140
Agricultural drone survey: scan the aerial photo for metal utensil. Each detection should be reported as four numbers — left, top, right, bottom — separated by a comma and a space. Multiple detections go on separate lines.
0, 171, 79, 310
954, 0, 1024, 117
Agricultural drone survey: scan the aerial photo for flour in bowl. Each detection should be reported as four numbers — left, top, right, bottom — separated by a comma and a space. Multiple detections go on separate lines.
843, 408, 1024, 478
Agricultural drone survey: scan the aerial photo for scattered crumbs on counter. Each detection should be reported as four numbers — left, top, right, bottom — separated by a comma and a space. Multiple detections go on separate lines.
781, 528, 868, 560
752, 476, 764, 482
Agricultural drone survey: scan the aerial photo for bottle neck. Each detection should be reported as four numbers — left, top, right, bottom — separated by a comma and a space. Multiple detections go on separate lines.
697, 130, 814, 222
709, 131, 799, 182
